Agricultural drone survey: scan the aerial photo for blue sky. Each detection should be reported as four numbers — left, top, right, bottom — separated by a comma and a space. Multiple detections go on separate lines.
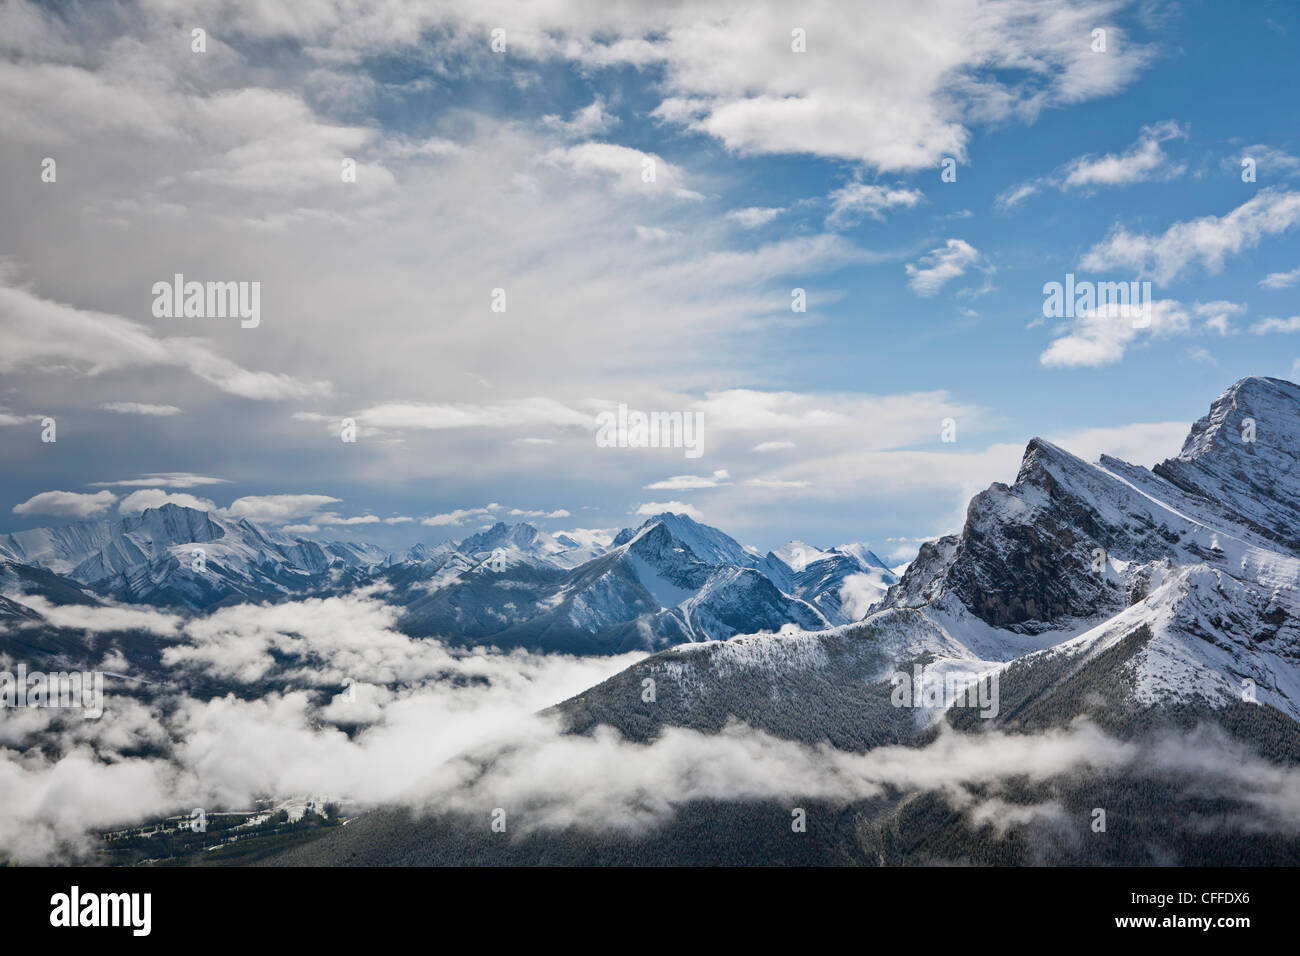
2, 0, 1299, 560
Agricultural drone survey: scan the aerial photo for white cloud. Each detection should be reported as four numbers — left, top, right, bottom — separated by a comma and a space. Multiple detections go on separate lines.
1040, 299, 1240, 368
1061, 120, 1186, 188
90, 473, 227, 489
826, 182, 924, 228
0, 282, 328, 401
753, 441, 796, 453
726, 206, 784, 228
225, 494, 341, 523
643, 472, 732, 490
351, 399, 589, 433
634, 225, 680, 242
1235, 144, 1300, 178
542, 98, 617, 138
1081, 188, 1300, 284
635, 0, 1152, 170
1194, 300, 1246, 335
421, 505, 502, 527
999, 121, 1187, 210
312, 513, 382, 526
1251, 316, 1300, 334
838, 573, 886, 619
634, 501, 703, 520
994, 182, 1040, 212
745, 478, 812, 490
544, 142, 702, 200
98, 401, 182, 416
905, 239, 982, 296
14, 594, 183, 636
1260, 265, 1300, 289
12, 490, 116, 518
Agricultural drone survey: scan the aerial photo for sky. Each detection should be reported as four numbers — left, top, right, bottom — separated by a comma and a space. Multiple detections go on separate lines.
2, 0, 1299, 561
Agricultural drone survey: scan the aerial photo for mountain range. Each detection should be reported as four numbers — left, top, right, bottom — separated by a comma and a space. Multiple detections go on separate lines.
0, 501, 894, 658
266, 375, 1300, 866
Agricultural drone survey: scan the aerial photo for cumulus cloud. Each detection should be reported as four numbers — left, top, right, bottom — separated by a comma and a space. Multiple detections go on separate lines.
1081, 188, 1300, 284
826, 182, 924, 228
1250, 315, 1300, 334
999, 121, 1187, 211
225, 494, 341, 523
1040, 299, 1241, 368
12, 489, 117, 518
1259, 265, 1300, 289
421, 504, 502, 527
544, 142, 701, 200
905, 239, 982, 296
1063, 121, 1187, 188
542, 98, 617, 138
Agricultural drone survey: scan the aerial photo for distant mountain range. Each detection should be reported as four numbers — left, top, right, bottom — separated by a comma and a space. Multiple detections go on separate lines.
0, 501, 895, 656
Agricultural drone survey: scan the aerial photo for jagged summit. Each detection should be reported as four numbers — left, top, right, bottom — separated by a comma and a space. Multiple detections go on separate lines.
1153, 376, 1300, 551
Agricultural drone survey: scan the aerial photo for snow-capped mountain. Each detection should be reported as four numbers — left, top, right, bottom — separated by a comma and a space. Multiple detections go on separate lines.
0, 505, 869, 652
764, 539, 898, 624
456, 521, 604, 569
0, 503, 388, 609
383, 513, 831, 653
556, 376, 1300, 746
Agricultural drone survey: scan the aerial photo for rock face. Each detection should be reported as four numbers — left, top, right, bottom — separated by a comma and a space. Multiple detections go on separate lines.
1153, 376, 1300, 553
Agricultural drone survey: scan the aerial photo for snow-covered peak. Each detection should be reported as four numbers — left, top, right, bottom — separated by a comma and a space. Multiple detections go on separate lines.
770, 540, 830, 569
1153, 376, 1300, 552
613, 512, 757, 569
